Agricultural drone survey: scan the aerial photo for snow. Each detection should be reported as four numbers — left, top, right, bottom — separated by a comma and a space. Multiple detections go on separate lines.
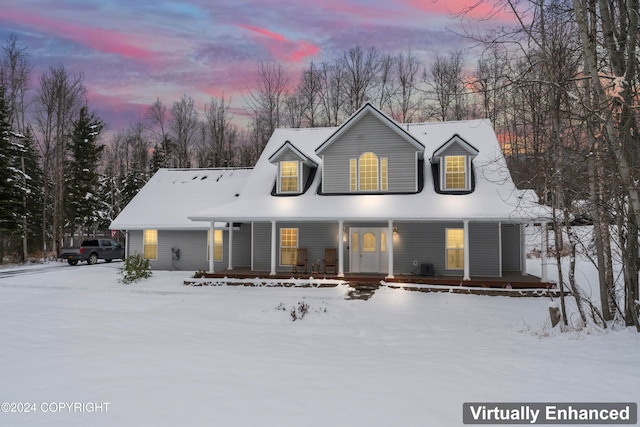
0, 257, 638, 426
189, 112, 549, 223
110, 168, 252, 230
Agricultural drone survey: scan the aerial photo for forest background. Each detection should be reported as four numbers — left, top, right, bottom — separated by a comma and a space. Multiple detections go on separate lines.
0, 0, 638, 328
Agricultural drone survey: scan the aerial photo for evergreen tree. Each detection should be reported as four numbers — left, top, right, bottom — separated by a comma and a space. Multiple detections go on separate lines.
120, 156, 147, 208
65, 106, 105, 237
95, 173, 120, 233
149, 142, 165, 175
19, 128, 44, 256
0, 86, 22, 236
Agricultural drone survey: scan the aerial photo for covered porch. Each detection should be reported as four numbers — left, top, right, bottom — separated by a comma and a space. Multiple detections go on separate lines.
205, 219, 554, 283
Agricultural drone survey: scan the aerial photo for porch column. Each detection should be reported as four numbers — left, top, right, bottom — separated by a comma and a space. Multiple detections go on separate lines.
540, 222, 548, 282
520, 224, 527, 276
387, 220, 394, 279
125, 231, 129, 258
270, 220, 277, 276
208, 221, 215, 273
227, 222, 234, 270
463, 220, 470, 281
338, 220, 345, 277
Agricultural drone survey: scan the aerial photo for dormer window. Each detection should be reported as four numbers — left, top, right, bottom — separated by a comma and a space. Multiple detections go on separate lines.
279, 161, 300, 193
349, 152, 388, 192
444, 155, 468, 190
432, 134, 479, 194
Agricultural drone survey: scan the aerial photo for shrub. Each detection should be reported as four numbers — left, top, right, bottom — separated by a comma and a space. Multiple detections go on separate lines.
118, 254, 153, 284
290, 301, 310, 321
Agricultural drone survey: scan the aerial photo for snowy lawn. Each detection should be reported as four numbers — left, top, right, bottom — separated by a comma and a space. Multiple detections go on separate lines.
0, 261, 638, 426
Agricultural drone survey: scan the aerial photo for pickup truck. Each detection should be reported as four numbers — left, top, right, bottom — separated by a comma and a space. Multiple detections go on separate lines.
59, 239, 125, 265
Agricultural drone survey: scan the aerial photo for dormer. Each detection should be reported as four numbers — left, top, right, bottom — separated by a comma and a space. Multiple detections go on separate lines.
431, 134, 479, 194
268, 141, 318, 196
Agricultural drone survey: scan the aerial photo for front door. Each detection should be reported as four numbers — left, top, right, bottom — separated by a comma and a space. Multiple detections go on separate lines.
350, 227, 388, 273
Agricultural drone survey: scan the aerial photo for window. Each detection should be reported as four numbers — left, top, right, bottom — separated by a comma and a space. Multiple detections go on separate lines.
446, 228, 464, 270
207, 229, 223, 261
143, 229, 157, 260
444, 155, 467, 190
280, 161, 299, 192
280, 228, 298, 266
350, 152, 388, 192
381, 158, 388, 191
363, 232, 376, 252
359, 152, 378, 191
350, 159, 357, 191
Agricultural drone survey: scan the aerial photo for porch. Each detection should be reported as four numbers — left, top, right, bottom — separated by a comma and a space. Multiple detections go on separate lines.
187, 268, 559, 300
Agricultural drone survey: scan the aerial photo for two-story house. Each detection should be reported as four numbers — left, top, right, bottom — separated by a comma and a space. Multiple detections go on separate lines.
111, 103, 548, 281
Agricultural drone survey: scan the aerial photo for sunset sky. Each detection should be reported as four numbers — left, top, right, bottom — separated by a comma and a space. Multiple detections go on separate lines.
0, 0, 511, 134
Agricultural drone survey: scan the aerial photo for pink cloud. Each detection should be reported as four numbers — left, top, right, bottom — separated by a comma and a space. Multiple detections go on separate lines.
1, 6, 159, 62
238, 24, 319, 63
401, 0, 515, 22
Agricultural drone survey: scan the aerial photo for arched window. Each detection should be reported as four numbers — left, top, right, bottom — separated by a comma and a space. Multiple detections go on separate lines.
359, 152, 379, 191
349, 152, 388, 192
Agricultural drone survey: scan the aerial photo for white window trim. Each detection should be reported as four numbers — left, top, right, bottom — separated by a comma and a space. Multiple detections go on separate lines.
207, 229, 224, 262
350, 153, 388, 192
143, 229, 158, 260
278, 160, 301, 194
445, 228, 465, 270
279, 228, 299, 266
441, 155, 470, 192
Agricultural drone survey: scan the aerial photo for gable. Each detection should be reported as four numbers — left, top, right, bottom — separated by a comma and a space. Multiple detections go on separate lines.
316, 103, 424, 156
317, 106, 424, 194
268, 141, 317, 167
432, 134, 479, 160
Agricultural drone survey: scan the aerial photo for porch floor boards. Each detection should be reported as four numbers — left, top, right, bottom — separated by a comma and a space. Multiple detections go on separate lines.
201, 269, 552, 289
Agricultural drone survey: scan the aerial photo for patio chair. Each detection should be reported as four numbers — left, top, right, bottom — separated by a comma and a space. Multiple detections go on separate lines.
293, 248, 307, 273
323, 248, 337, 274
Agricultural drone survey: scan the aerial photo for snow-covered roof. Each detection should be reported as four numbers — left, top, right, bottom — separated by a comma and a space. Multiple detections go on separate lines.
110, 168, 252, 230
188, 115, 550, 223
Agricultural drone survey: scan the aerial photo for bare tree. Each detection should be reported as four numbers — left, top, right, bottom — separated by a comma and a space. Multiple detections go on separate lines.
427, 50, 467, 121
391, 50, 421, 123
297, 62, 323, 127
340, 46, 380, 116
317, 61, 346, 126
170, 94, 199, 168
245, 62, 290, 151
202, 95, 235, 167
33, 65, 86, 255
0, 34, 31, 133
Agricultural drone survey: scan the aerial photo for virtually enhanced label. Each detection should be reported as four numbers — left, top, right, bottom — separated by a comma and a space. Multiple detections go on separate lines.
463, 402, 637, 424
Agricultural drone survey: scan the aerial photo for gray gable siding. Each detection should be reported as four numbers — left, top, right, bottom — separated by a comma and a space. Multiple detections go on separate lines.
469, 222, 501, 277
437, 144, 472, 157
321, 112, 419, 193
501, 223, 522, 272
278, 151, 302, 162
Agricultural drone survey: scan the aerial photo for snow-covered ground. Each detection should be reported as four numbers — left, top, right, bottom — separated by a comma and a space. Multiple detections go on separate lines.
0, 256, 638, 427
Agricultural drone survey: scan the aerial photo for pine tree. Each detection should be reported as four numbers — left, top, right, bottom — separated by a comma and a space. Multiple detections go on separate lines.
149, 142, 165, 175
120, 156, 147, 208
19, 128, 44, 258
65, 106, 105, 237
0, 86, 22, 235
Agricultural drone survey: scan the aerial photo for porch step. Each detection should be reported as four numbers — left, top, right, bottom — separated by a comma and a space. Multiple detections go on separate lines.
346, 282, 381, 300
